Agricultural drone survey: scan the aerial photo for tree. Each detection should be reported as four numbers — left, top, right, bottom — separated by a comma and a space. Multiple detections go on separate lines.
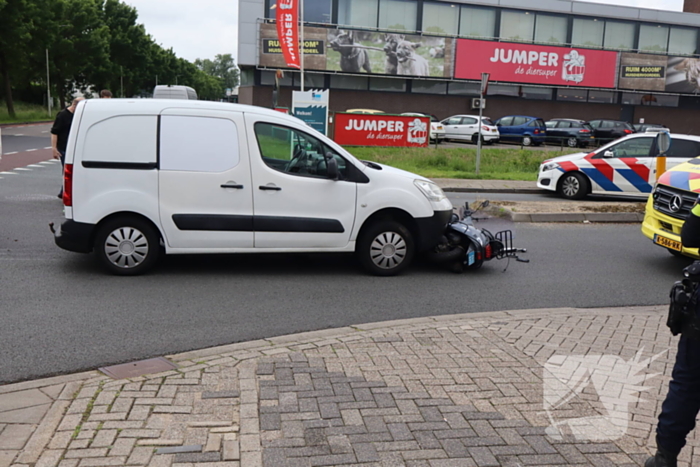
195, 53, 239, 90
0, 0, 41, 117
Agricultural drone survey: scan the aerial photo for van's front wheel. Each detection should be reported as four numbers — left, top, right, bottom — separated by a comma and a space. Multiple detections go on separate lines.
95, 217, 160, 275
357, 220, 414, 276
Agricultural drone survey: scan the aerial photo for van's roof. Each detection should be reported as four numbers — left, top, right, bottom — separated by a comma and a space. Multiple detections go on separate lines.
79, 99, 303, 125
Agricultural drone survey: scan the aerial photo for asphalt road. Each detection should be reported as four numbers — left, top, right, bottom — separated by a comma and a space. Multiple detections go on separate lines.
0, 159, 690, 384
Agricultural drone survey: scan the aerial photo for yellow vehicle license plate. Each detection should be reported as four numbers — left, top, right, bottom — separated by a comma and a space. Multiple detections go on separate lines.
654, 234, 682, 251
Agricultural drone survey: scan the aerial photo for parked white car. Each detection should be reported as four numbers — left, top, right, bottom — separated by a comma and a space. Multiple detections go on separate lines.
441, 114, 500, 144
537, 132, 700, 199
401, 113, 446, 143
53, 99, 452, 276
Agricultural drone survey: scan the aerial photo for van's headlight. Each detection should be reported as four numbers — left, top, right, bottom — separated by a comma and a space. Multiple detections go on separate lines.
414, 180, 446, 202
541, 162, 560, 172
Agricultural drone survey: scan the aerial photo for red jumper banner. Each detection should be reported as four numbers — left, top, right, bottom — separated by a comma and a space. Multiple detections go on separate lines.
275, 0, 300, 69
333, 113, 430, 147
454, 39, 618, 88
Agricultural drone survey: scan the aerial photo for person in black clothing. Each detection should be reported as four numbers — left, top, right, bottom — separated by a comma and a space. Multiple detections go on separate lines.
51, 97, 83, 198
646, 198, 700, 467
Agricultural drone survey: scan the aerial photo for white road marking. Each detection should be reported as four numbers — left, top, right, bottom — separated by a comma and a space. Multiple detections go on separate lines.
26, 149, 37, 152
43, 146, 51, 149
14, 134, 24, 136
4, 152, 18, 155
0, 171, 17, 175
14, 168, 31, 171
38, 161, 55, 164
41, 131, 49, 133
27, 164, 43, 167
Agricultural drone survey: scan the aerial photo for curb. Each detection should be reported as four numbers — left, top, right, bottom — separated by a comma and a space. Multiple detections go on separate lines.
490, 205, 645, 223
0, 305, 665, 391
441, 187, 541, 194
0, 121, 52, 128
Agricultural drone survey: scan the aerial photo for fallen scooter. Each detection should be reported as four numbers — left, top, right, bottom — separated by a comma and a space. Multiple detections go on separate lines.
428, 201, 529, 273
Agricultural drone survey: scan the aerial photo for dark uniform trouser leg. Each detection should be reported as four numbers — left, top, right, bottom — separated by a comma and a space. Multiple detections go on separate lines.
656, 335, 700, 456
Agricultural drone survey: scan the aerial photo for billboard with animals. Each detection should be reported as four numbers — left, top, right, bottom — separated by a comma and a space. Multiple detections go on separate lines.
258, 24, 453, 78
619, 52, 700, 94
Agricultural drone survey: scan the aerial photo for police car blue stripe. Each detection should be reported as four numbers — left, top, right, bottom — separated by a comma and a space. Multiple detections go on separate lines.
616, 169, 653, 193
581, 168, 622, 192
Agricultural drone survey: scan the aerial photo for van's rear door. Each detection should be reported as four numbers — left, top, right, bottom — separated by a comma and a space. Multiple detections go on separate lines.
158, 108, 254, 250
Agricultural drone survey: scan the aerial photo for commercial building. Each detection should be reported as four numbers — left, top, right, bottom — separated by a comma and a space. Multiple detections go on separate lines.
237, 0, 700, 133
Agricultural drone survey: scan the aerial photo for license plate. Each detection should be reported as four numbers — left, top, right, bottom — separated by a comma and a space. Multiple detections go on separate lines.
467, 251, 475, 266
654, 234, 682, 251
437, 126, 443, 130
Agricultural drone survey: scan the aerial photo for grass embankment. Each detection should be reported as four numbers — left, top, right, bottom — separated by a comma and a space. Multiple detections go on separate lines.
0, 101, 52, 124
345, 145, 579, 181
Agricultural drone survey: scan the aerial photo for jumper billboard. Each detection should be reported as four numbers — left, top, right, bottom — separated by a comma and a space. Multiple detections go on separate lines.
454, 39, 618, 88
333, 113, 430, 147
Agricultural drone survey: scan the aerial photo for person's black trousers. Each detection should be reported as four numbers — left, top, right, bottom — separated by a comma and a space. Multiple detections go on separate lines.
656, 335, 700, 456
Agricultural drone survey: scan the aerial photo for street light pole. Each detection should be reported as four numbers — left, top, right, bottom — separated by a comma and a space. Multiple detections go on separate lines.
46, 48, 52, 117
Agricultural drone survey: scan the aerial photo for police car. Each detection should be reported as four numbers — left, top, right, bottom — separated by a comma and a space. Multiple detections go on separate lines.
538, 132, 700, 199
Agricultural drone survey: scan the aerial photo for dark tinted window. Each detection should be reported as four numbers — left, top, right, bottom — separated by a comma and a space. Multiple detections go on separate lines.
512, 116, 529, 126
481, 118, 494, 126
556, 121, 572, 129
545, 121, 556, 128
582, 123, 594, 131
498, 117, 514, 126
589, 120, 601, 128
462, 117, 478, 125
445, 117, 462, 125
601, 121, 615, 128
665, 139, 700, 158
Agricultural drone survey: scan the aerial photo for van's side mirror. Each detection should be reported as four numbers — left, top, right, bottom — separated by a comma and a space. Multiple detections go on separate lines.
326, 153, 339, 180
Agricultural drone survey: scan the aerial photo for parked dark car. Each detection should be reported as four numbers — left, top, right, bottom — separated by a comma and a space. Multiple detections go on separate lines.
493, 115, 546, 146
633, 123, 669, 133
589, 119, 635, 144
544, 119, 596, 148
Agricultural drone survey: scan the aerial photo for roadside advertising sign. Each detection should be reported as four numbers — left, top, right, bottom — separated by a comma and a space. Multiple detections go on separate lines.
619, 53, 700, 94
454, 39, 618, 88
333, 113, 430, 147
275, 0, 300, 69
292, 89, 329, 135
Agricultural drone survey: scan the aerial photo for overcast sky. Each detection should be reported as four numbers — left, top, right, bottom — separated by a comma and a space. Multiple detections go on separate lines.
123, 0, 683, 64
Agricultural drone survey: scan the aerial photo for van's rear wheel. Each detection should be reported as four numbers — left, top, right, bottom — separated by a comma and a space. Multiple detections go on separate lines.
357, 220, 414, 276
95, 217, 160, 275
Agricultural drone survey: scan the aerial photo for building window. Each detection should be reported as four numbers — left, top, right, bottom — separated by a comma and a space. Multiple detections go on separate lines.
267, 0, 332, 24
412, 80, 447, 94
338, 0, 378, 28
378, 0, 417, 31
522, 86, 553, 100
557, 88, 587, 102
572, 18, 604, 48
459, 6, 496, 39
260, 70, 293, 86
669, 27, 698, 55
588, 90, 615, 104
330, 75, 369, 90
500, 10, 534, 42
369, 77, 406, 92
303, 73, 325, 89
240, 69, 255, 87
604, 21, 635, 50
488, 84, 520, 97
534, 15, 567, 45
448, 82, 480, 95
422, 2, 459, 35
639, 24, 669, 53
623, 93, 679, 107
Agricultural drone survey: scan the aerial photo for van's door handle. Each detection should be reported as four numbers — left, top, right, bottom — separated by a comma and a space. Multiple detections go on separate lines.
259, 185, 281, 191
221, 183, 244, 189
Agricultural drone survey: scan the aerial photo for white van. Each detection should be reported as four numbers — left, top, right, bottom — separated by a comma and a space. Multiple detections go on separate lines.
53, 99, 453, 276
153, 85, 198, 100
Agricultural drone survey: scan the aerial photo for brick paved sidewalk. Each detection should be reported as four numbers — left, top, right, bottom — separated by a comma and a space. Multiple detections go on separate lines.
0, 306, 694, 467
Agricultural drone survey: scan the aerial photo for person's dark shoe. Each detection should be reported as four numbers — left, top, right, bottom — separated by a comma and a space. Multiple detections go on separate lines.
645, 448, 678, 467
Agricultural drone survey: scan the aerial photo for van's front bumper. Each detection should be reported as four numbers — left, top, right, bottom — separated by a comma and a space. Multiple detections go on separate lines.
415, 209, 453, 251
54, 220, 95, 253
641, 196, 700, 258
